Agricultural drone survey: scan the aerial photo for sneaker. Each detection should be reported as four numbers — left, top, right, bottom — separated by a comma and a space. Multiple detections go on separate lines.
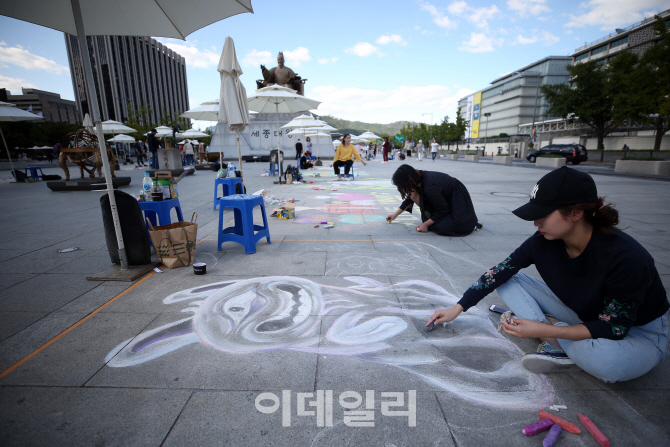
521, 342, 582, 374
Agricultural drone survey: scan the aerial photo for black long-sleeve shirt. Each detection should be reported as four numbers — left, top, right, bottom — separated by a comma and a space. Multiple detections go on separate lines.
458, 229, 668, 340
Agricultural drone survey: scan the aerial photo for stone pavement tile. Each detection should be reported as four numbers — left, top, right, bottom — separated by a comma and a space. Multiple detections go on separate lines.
630, 234, 670, 251
89, 314, 319, 391
0, 251, 85, 274
0, 386, 191, 447
0, 273, 99, 313
625, 213, 670, 225
48, 231, 109, 252
0, 312, 158, 386
0, 311, 47, 343
0, 249, 31, 262
47, 252, 121, 274
0, 232, 73, 251
324, 249, 447, 278
278, 238, 376, 253
479, 214, 538, 236
0, 273, 37, 290
162, 390, 452, 447
210, 249, 326, 276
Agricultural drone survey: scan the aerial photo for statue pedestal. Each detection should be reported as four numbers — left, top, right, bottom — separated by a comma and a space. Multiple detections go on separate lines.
158, 149, 182, 170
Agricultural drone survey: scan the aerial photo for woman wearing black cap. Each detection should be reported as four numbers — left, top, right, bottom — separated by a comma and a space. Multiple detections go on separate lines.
427, 166, 669, 382
386, 165, 481, 236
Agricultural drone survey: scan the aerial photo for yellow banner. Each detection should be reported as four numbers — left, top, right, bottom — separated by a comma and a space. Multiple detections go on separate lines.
471, 92, 481, 139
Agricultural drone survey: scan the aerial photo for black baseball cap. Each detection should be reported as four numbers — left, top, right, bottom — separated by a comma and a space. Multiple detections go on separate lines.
513, 166, 598, 221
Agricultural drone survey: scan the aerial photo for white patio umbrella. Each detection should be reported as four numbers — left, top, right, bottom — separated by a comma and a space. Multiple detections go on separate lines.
153, 125, 174, 137
247, 85, 320, 176
359, 131, 381, 140
178, 128, 209, 138
281, 114, 328, 163
0, 101, 42, 180
180, 99, 219, 122
218, 36, 249, 179
286, 128, 331, 163
106, 134, 135, 143
101, 120, 135, 164
0, 0, 254, 270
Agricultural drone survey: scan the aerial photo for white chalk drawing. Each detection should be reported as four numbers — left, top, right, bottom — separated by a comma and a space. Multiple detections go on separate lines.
106, 275, 553, 410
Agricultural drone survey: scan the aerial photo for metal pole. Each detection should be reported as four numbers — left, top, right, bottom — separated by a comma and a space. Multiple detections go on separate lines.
531, 74, 541, 144
72, 0, 128, 269
276, 103, 283, 178
0, 127, 16, 181
483, 113, 491, 156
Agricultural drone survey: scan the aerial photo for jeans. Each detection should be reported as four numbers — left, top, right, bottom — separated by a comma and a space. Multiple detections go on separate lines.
496, 272, 670, 383
431, 152, 437, 161
151, 152, 158, 169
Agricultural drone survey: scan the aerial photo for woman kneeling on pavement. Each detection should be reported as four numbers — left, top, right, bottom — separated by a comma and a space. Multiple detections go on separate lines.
428, 167, 669, 383
386, 164, 481, 236
331, 134, 366, 180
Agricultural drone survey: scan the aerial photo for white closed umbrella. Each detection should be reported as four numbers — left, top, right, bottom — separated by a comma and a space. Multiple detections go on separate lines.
0, 0, 254, 270
0, 101, 43, 180
218, 36, 250, 178
247, 85, 320, 176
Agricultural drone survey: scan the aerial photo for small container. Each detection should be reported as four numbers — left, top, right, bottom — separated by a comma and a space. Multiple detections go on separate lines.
235, 170, 241, 178
193, 263, 206, 275
151, 190, 163, 201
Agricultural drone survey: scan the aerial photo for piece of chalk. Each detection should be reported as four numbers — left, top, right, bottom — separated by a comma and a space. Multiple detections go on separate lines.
320, 221, 328, 224
314, 225, 319, 228
542, 424, 562, 447
425, 320, 435, 332
522, 418, 554, 436
539, 410, 581, 434
578, 413, 610, 447
549, 405, 567, 412
324, 225, 334, 229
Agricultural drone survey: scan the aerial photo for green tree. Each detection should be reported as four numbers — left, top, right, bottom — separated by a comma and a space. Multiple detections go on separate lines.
541, 59, 625, 150
633, 16, 670, 151
125, 103, 154, 138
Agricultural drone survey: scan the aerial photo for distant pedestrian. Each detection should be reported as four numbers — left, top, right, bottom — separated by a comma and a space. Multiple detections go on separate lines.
47, 151, 53, 163
198, 141, 205, 164
416, 139, 424, 161
183, 140, 194, 165
53, 142, 61, 159
431, 139, 439, 161
382, 137, 391, 163
147, 129, 160, 169
514, 148, 519, 158
295, 139, 303, 160
133, 138, 146, 167
305, 137, 312, 158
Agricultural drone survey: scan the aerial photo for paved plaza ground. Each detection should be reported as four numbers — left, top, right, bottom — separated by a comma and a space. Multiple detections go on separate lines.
0, 155, 669, 446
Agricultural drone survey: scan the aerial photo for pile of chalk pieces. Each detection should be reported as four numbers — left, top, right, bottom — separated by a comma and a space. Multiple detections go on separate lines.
523, 409, 609, 446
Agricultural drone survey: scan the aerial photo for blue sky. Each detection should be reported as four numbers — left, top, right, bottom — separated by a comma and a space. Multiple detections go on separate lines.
0, 0, 668, 127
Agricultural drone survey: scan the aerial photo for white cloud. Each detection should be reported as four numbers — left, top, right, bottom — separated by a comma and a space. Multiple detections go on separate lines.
310, 84, 475, 124
241, 49, 273, 67
283, 47, 311, 67
565, 0, 666, 30
345, 42, 381, 57
0, 42, 69, 74
376, 34, 407, 46
540, 31, 560, 45
318, 57, 339, 65
331, 57, 339, 63
507, 0, 550, 17
441, 2, 502, 29
513, 35, 538, 45
158, 39, 219, 68
318, 58, 329, 64
459, 33, 504, 53
447, 1, 469, 15
0, 74, 36, 92
420, 1, 458, 30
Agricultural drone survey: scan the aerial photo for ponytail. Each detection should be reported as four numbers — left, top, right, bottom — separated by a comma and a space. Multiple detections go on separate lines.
559, 197, 619, 234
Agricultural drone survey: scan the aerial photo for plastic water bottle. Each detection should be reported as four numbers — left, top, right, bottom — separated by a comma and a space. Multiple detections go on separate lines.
228, 162, 236, 178
143, 172, 153, 201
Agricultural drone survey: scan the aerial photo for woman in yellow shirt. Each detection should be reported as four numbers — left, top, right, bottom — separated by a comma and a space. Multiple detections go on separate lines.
331, 134, 367, 180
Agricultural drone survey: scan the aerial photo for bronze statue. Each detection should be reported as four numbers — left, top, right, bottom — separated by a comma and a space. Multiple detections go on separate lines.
256, 52, 306, 95
59, 128, 116, 180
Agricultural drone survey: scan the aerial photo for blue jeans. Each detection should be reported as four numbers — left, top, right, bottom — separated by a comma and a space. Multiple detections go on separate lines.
497, 272, 670, 383
151, 152, 158, 169
431, 152, 437, 160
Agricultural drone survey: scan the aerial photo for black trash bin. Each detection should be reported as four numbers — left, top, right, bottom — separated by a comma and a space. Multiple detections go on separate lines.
100, 190, 151, 265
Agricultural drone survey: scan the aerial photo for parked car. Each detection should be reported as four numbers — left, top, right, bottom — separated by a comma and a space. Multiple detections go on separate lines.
526, 144, 588, 164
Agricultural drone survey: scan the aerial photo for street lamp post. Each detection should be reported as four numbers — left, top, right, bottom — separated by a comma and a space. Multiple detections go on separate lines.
483, 112, 491, 156
422, 112, 433, 141
531, 73, 541, 146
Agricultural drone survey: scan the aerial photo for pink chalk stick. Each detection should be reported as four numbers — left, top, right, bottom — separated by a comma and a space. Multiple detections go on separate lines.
523, 418, 554, 436
578, 413, 610, 447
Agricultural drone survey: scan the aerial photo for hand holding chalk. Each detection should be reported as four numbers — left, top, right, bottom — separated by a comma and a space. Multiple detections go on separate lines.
425, 319, 436, 332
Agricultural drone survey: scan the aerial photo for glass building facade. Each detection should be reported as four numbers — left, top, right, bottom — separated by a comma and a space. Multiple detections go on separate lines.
65, 34, 189, 126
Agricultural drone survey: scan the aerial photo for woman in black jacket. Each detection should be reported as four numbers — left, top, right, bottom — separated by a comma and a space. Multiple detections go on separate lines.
386, 164, 480, 236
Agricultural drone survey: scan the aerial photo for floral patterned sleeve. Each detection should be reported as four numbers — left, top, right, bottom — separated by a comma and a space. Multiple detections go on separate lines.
457, 239, 533, 311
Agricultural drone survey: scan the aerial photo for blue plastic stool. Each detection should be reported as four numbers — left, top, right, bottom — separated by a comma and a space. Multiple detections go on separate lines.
25, 166, 44, 180
345, 165, 355, 179
269, 162, 279, 176
139, 198, 184, 245
217, 194, 271, 254
213, 177, 243, 210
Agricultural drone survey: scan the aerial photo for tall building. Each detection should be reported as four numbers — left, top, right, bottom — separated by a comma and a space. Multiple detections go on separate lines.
458, 56, 571, 139
572, 9, 670, 65
1, 88, 79, 124
65, 35, 189, 126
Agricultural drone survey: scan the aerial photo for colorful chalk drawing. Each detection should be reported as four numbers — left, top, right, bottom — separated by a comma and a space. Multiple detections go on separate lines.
105, 274, 553, 411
